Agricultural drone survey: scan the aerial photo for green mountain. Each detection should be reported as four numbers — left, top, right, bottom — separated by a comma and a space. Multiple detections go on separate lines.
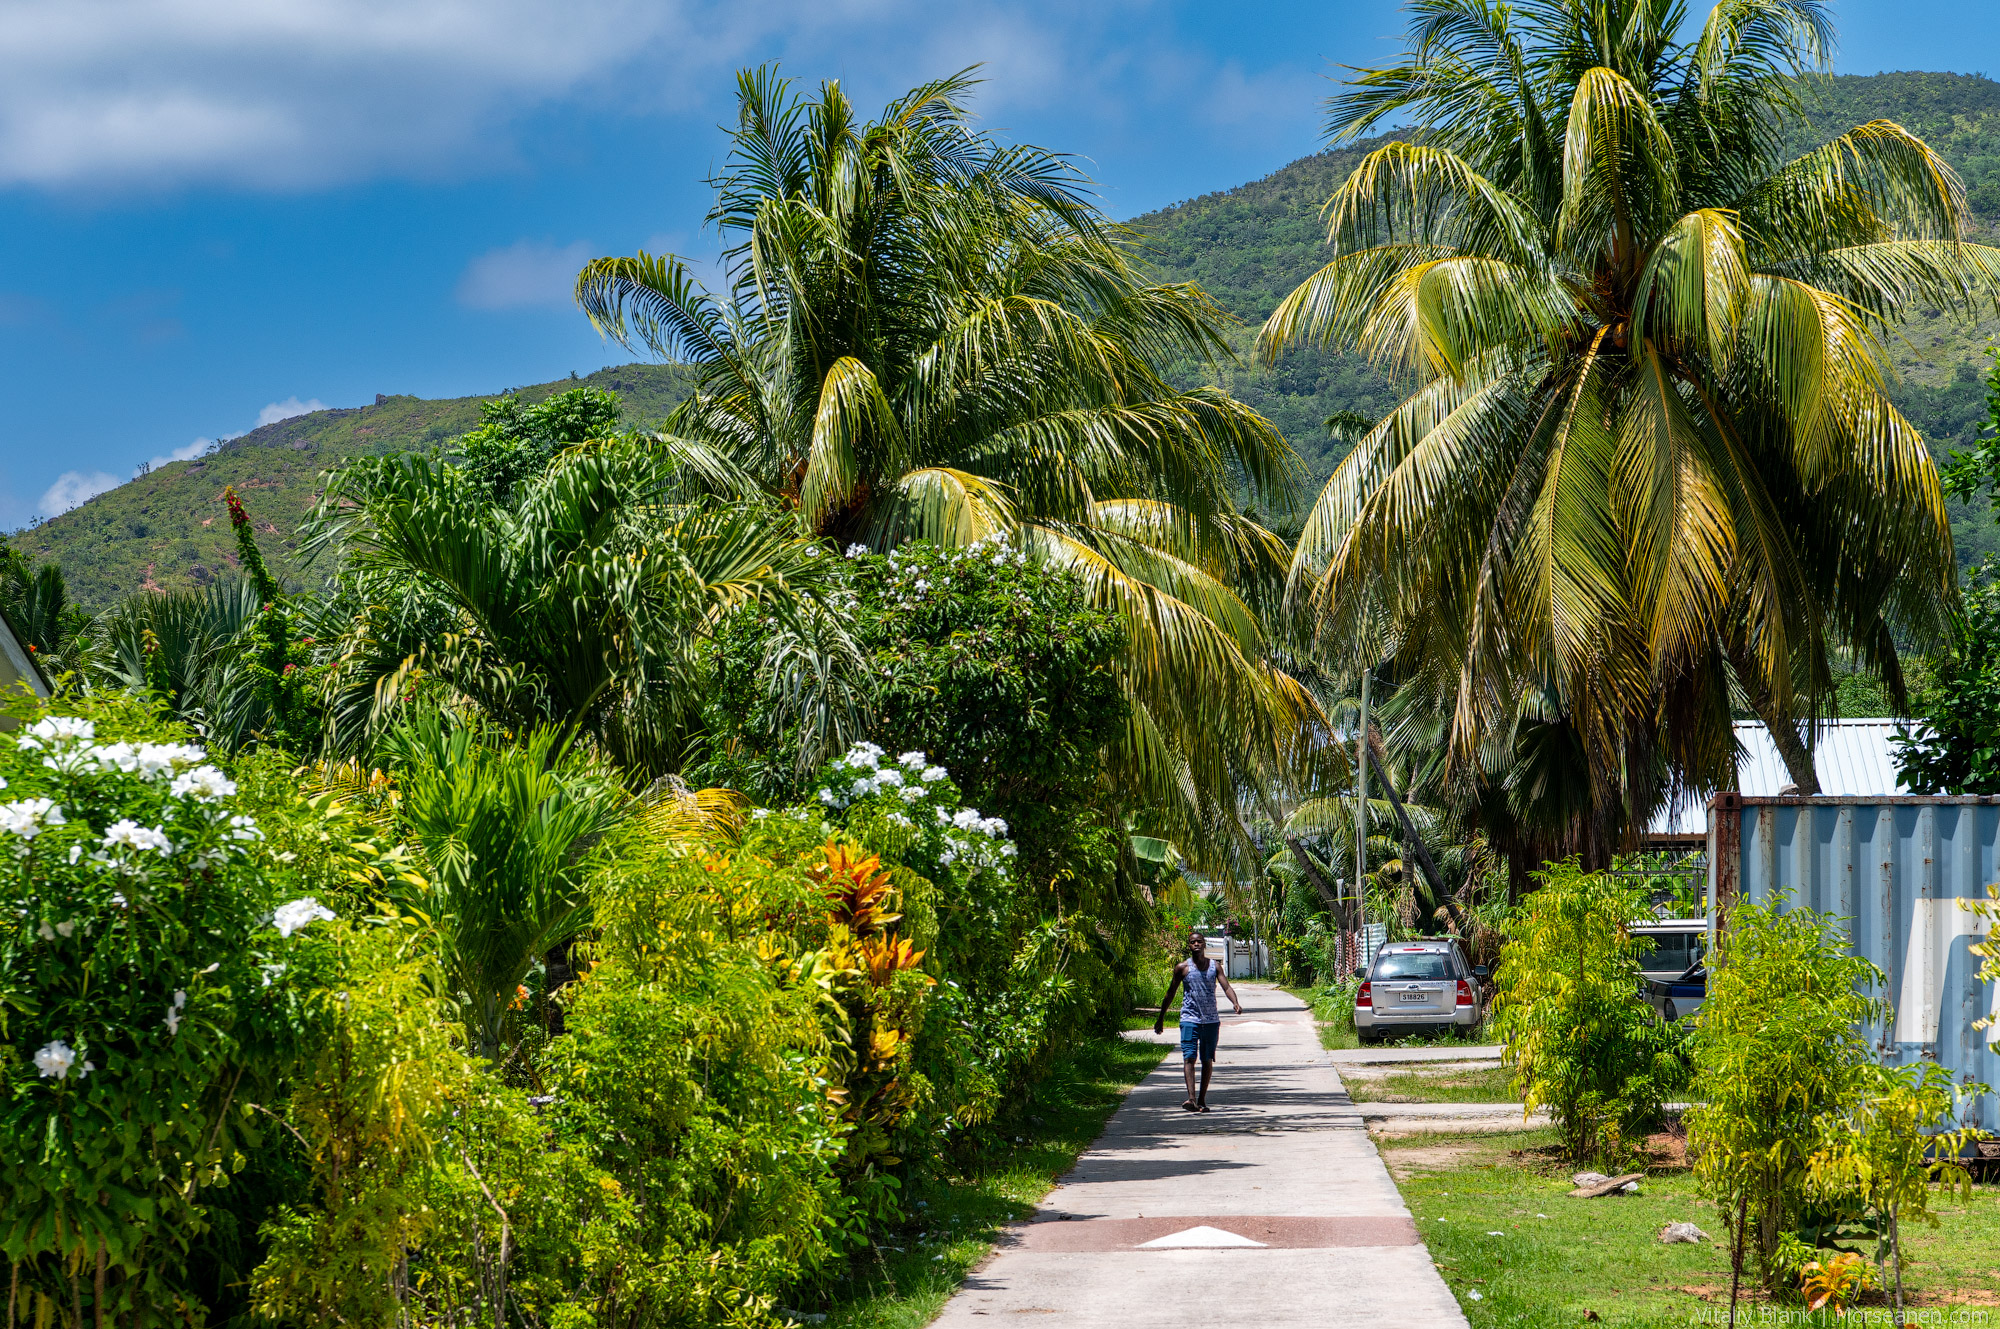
21, 72, 2000, 606
15, 364, 698, 607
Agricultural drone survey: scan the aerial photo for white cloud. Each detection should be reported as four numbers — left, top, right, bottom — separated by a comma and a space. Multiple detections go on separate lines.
256, 396, 325, 425
38, 471, 120, 517
0, 0, 1291, 193
457, 240, 594, 311
147, 437, 212, 470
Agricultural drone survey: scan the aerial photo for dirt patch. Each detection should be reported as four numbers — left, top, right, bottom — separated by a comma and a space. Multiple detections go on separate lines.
1645, 1123, 1690, 1171
1383, 1142, 1487, 1179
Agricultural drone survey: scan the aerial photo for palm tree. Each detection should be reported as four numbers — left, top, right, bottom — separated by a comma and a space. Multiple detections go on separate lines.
1263, 0, 2000, 858
373, 712, 629, 1061
574, 68, 1315, 856
304, 439, 839, 775
94, 580, 265, 746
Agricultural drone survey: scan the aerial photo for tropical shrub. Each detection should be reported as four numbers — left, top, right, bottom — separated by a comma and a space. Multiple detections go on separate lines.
454, 385, 622, 507
0, 695, 337, 1329
707, 541, 1125, 871
707, 544, 1138, 1028
1489, 860, 1686, 1163
1894, 559, 2000, 795
1687, 895, 1886, 1291
1807, 1060, 1985, 1318
801, 743, 1083, 1142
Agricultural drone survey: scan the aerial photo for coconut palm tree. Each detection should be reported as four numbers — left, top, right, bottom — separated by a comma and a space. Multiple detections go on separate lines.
1263, 0, 2000, 857
574, 67, 1315, 855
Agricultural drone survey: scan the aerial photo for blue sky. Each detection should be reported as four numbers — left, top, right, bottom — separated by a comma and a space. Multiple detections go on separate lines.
1, 0, 1995, 531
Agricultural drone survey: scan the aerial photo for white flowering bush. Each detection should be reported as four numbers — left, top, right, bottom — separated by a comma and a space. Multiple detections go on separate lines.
0, 697, 333, 1329
814, 741, 1017, 874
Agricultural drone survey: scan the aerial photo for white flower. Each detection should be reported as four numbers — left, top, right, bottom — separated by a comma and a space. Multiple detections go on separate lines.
850, 777, 874, 797
135, 742, 207, 777
19, 716, 94, 751
33, 1039, 83, 1079
0, 798, 65, 839
102, 820, 174, 855
66, 845, 80, 865
164, 993, 184, 1035
227, 815, 262, 842
874, 769, 904, 789
978, 816, 1009, 838
934, 807, 951, 826
846, 543, 868, 558
173, 989, 187, 1009
951, 808, 983, 831
270, 897, 335, 938
921, 766, 947, 783
260, 963, 287, 988
169, 766, 237, 803
899, 751, 927, 769
54, 920, 74, 938
85, 742, 139, 772
36, 921, 53, 940
1000, 842, 1018, 857
818, 788, 841, 808
751, 808, 771, 819
887, 812, 913, 828
899, 783, 925, 802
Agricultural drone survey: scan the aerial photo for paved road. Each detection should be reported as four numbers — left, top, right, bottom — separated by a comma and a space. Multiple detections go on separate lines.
931, 984, 1469, 1328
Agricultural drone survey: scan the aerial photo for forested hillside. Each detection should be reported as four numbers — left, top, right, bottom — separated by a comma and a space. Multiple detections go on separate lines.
17, 364, 697, 606
20, 73, 2000, 603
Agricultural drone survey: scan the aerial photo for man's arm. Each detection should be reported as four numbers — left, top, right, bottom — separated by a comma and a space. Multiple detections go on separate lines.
1218, 968, 1243, 1015
1154, 962, 1186, 1033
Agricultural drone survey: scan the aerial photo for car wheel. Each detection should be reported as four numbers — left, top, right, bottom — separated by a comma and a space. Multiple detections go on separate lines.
1663, 999, 1679, 1022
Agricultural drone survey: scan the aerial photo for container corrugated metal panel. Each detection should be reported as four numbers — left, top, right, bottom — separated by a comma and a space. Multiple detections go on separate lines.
1709, 795, 2000, 1127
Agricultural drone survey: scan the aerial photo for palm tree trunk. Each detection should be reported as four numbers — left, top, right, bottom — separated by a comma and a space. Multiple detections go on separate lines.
1364, 728, 1470, 936
1286, 837, 1350, 932
1726, 638, 1819, 795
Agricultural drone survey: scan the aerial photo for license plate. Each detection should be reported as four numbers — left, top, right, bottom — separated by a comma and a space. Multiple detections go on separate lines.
1398, 991, 1431, 1003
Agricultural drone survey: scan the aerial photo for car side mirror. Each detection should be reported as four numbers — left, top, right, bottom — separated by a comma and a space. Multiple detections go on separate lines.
1473, 965, 1490, 979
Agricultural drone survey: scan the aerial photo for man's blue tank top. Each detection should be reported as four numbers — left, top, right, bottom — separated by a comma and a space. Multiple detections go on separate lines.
1181, 955, 1221, 1023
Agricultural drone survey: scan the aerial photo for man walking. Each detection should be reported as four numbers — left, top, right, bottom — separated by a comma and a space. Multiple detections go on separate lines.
1154, 932, 1243, 1112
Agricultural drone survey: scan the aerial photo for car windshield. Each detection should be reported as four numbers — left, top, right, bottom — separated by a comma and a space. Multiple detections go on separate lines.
1373, 951, 1453, 981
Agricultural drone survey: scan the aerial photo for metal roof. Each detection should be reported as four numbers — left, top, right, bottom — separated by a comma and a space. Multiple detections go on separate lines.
1649, 719, 1908, 834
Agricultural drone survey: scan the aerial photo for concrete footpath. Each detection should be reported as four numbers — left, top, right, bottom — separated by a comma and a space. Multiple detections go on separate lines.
929, 984, 1468, 1328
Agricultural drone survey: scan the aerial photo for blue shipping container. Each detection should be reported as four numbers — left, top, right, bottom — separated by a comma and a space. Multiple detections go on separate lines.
1708, 794, 2000, 1127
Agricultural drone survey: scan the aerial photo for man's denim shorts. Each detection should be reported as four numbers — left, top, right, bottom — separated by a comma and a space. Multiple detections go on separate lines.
1179, 1020, 1220, 1062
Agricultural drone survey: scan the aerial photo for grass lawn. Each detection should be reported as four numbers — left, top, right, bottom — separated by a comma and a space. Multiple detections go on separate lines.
1346, 1064, 1517, 1104
809, 1031, 1165, 1328
1385, 1127, 2000, 1326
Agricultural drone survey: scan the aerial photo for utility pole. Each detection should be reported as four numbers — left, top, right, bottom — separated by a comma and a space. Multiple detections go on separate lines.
1354, 669, 1370, 940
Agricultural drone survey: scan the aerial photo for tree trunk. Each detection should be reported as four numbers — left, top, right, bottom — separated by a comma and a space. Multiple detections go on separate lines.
1364, 728, 1471, 936
1726, 638, 1819, 795
1285, 837, 1349, 932
1891, 1206, 1905, 1326
1728, 1190, 1748, 1329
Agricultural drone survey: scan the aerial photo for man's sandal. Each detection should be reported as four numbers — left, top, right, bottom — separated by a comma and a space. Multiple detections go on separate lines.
1181, 1099, 1198, 1112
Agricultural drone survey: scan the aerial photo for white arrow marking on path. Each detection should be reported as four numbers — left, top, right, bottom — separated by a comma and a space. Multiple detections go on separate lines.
1138, 1226, 1267, 1248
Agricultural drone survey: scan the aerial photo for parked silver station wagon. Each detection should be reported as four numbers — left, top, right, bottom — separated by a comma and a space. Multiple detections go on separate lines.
1354, 938, 1485, 1043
